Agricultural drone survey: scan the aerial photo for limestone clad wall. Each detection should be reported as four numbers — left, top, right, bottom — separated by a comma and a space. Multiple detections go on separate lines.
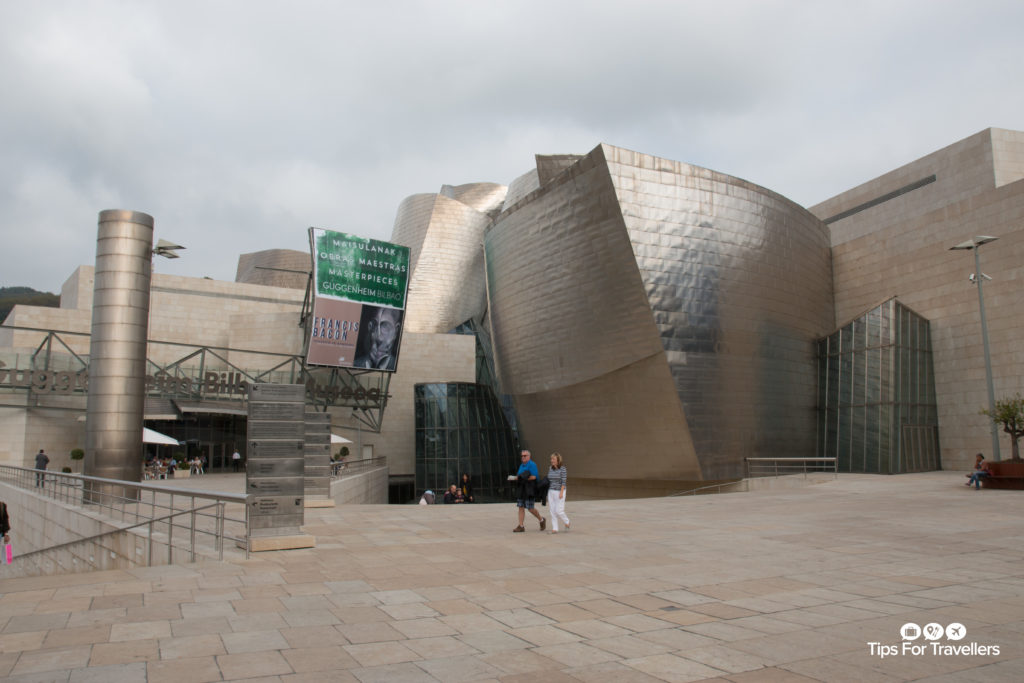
147, 274, 303, 365
329, 332, 475, 477
810, 129, 1024, 470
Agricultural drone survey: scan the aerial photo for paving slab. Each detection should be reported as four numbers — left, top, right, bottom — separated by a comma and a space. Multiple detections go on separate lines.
1, 472, 1022, 681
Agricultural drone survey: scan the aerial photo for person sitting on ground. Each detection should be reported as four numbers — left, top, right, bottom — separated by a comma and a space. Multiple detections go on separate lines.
419, 490, 435, 505
966, 452, 990, 490
459, 473, 475, 503
443, 484, 464, 504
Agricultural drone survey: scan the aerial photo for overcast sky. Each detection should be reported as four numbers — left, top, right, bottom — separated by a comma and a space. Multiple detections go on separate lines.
3, 0, 1023, 293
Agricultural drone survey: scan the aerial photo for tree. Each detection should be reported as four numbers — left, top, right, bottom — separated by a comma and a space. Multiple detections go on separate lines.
982, 393, 1024, 462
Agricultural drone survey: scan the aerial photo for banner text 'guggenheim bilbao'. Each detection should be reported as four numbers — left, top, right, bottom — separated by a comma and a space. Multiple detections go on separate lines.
306, 228, 410, 372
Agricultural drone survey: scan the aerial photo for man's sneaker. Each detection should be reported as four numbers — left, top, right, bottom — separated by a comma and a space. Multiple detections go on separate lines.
539, 517, 546, 531
513, 526, 525, 533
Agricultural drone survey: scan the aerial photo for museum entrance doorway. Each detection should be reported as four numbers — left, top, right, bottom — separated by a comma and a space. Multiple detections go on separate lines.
145, 413, 247, 472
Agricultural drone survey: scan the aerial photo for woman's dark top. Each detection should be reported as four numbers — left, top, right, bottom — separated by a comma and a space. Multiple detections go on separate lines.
0, 502, 10, 536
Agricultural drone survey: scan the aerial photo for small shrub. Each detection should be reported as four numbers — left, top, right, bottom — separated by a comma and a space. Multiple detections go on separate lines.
62, 466, 72, 473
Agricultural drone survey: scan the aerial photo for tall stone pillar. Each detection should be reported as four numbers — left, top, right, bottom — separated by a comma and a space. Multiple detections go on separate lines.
84, 210, 154, 492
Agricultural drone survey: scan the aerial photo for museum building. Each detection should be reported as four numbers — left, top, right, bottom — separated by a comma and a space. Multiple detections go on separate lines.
1, 128, 1022, 499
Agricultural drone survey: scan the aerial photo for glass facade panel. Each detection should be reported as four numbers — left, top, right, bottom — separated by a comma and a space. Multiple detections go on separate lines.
414, 382, 518, 502
816, 299, 940, 474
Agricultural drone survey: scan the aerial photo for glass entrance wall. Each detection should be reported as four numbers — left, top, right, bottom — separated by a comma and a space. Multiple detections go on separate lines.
414, 382, 518, 501
817, 298, 940, 473
145, 414, 247, 471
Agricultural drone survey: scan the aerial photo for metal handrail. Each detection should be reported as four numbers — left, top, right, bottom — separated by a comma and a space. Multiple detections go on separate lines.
331, 455, 387, 478
746, 457, 838, 478
14, 502, 221, 568
669, 480, 745, 497
0, 465, 249, 560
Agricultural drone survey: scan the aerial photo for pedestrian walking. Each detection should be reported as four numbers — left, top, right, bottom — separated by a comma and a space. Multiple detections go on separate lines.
512, 450, 545, 532
547, 452, 570, 533
33, 449, 49, 487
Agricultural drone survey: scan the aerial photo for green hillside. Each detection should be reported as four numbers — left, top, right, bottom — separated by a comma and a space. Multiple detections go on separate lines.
0, 287, 60, 322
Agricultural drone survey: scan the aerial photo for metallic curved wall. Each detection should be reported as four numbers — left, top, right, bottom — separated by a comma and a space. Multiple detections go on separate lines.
501, 169, 540, 212
485, 144, 834, 483
391, 183, 507, 334
85, 209, 154, 486
235, 249, 309, 290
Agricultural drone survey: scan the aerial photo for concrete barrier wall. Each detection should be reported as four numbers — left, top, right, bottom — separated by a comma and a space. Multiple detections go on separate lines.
0, 482, 175, 578
330, 465, 388, 504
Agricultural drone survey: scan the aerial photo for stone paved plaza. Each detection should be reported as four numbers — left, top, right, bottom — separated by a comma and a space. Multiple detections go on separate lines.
1, 472, 1022, 682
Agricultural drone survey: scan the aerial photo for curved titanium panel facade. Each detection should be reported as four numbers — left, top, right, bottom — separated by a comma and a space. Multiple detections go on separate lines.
85, 209, 154, 486
604, 145, 835, 479
391, 184, 507, 335
486, 150, 664, 395
486, 145, 834, 482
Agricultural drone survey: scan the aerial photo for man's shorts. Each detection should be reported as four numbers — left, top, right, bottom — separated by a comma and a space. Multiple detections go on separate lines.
516, 497, 535, 509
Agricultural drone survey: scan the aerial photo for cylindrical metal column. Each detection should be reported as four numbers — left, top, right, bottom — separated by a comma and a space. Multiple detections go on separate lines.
84, 209, 154, 495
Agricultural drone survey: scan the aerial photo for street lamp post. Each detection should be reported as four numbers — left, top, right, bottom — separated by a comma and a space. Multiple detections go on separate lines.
949, 236, 1000, 461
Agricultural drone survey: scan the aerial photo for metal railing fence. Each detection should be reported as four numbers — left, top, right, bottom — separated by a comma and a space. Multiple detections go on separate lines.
669, 480, 745, 497
0, 465, 249, 562
331, 455, 387, 478
15, 503, 222, 573
745, 457, 838, 478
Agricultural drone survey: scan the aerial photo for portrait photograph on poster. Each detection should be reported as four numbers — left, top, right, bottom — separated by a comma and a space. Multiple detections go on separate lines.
353, 305, 404, 371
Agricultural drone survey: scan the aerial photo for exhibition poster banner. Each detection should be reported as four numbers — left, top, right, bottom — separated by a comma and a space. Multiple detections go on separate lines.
306, 228, 410, 372
310, 228, 410, 307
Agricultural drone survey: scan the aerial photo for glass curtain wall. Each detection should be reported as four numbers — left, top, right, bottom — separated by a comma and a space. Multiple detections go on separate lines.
145, 414, 247, 470
817, 298, 940, 473
415, 382, 518, 501
451, 317, 520, 439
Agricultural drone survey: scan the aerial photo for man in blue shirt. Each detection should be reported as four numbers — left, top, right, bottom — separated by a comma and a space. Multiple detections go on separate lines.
513, 450, 545, 532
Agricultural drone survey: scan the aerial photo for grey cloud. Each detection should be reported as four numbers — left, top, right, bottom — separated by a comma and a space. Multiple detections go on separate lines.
2, 0, 1023, 291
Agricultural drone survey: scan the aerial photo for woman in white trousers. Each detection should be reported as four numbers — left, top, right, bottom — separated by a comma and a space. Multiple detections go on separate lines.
547, 453, 570, 533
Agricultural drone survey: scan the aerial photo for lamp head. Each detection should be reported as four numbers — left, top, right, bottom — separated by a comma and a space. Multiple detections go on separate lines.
949, 235, 998, 251
153, 239, 186, 259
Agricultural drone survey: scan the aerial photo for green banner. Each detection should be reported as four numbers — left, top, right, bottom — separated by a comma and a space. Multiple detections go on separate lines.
309, 228, 410, 308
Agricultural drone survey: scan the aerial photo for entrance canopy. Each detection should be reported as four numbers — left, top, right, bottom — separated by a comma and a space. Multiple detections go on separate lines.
143, 427, 179, 445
